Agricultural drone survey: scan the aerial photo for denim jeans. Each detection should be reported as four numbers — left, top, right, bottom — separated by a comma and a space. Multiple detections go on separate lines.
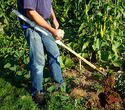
23, 21, 64, 95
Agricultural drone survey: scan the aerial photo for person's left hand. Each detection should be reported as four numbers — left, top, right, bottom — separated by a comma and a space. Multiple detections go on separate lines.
53, 18, 59, 29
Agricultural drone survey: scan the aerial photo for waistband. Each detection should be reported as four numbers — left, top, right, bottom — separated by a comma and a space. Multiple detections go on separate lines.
19, 18, 49, 29
20, 19, 30, 29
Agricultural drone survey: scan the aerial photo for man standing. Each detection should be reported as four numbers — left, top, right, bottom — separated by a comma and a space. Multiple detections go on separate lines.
17, 0, 65, 105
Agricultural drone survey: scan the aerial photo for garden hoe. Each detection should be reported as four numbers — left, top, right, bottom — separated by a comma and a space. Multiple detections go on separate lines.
12, 9, 106, 77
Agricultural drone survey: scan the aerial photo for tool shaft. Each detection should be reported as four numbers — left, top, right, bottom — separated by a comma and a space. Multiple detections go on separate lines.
12, 9, 106, 77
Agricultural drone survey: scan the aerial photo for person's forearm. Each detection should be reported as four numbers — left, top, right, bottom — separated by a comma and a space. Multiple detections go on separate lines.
51, 5, 57, 20
26, 9, 55, 34
26, 9, 64, 40
51, 5, 59, 29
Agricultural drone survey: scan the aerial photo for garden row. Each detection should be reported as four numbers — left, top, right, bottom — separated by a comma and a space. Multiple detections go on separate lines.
0, 0, 125, 109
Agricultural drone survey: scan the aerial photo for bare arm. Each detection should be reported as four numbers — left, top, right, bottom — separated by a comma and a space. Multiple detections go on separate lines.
26, 9, 64, 40
26, 9, 55, 34
51, 5, 59, 29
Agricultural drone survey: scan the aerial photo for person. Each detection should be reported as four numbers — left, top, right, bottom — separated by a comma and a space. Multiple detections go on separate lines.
17, 0, 65, 105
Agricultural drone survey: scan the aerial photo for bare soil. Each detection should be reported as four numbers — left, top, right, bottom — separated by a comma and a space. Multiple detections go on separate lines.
62, 66, 125, 110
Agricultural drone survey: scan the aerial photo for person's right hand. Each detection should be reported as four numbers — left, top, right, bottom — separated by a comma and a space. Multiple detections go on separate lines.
53, 29, 65, 40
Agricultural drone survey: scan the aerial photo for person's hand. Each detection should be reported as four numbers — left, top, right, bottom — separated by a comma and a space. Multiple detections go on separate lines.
52, 18, 64, 40
53, 18, 59, 29
53, 29, 65, 40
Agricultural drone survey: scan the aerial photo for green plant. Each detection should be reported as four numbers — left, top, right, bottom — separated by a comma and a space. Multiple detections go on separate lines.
0, 32, 30, 82
0, 0, 125, 109
78, 0, 125, 67
53, 0, 125, 68
46, 91, 81, 110
90, 83, 103, 93
47, 82, 71, 94
60, 56, 74, 70
0, 0, 17, 26
0, 71, 38, 110
94, 71, 104, 80
75, 98, 86, 107
114, 73, 125, 94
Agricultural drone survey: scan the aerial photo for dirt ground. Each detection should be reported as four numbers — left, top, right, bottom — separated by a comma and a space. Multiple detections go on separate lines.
62, 66, 125, 110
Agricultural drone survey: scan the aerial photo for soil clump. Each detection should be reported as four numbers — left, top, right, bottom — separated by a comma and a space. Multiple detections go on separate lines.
62, 67, 124, 110
96, 75, 122, 110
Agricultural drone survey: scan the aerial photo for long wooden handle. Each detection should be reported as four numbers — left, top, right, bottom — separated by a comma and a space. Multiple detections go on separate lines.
12, 9, 106, 77
61, 43, 106, 77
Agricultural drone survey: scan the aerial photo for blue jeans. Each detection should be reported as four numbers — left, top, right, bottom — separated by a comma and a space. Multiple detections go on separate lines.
23, 21, 64, 95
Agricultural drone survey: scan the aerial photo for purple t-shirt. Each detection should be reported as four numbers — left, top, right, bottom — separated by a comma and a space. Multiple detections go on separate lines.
17, 0, 52, 19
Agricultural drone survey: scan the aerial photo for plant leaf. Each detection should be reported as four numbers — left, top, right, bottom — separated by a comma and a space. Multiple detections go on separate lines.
82, 41, 89, 51
78, 23, 86, 33
9, 65, 17, 71
4, 63, 11, 68
111, 56, 122, 67
60, 56, 66, 69
65, 58, 74, 69
47, 85, 55, 93
92, 38, 100, 51
112, 41, 120, 55
60, 82, 67, 92
17, 71, 23, 76
101, 51, 109, 61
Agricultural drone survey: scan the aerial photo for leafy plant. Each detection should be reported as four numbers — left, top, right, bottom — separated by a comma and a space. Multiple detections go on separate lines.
114, 73, 125, 94
53, 0, 125, 68
0, 0, 17, 25
90, 83, 103, 93
0, 31, 30, 82
60, 56, 74, 70
77, 0, 125, 67
47, 91, 81, 110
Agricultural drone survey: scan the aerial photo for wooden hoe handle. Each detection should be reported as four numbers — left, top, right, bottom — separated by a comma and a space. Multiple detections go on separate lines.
12, 9, 106, 77
61, 43, 106, 77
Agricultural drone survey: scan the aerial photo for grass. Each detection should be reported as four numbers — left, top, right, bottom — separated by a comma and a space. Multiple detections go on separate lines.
0, 30, 82, 110
0, 69, 80, 110
0, 70, 39, 110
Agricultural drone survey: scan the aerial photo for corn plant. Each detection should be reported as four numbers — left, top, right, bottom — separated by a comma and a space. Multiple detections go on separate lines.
53, 0, 125, 68
1, 0, 125, 79
78, 0, 125, 67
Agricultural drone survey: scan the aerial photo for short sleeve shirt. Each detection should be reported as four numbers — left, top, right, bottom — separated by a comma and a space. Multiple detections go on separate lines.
17, 0, 52, 19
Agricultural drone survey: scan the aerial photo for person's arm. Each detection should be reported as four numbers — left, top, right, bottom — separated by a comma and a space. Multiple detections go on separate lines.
26, 9, 64, 40
51, 5, 59, 29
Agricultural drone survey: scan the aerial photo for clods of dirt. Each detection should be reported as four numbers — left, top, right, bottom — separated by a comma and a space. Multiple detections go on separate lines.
97, 89, 121, 109
84, 75, 124, 109
104, 75, 115, 89
70, 88, 86, 99
62, 67, 125, 110
95, 75, 123, 109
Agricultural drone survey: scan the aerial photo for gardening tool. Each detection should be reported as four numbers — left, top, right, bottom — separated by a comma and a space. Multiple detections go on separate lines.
12, 9, 106, 77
